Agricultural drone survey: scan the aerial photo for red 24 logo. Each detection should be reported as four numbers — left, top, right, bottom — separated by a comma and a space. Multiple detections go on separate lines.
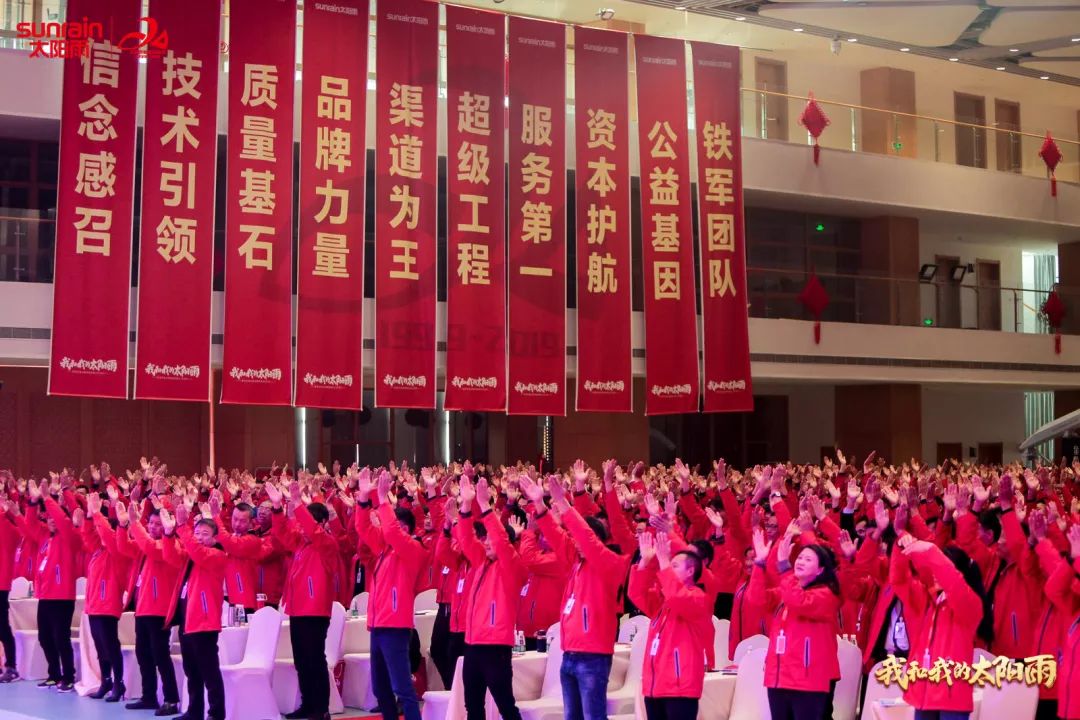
116, 17, 169, 55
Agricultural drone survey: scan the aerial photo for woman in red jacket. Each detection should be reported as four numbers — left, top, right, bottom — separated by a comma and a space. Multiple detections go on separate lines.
0, 498, 20, 682
891, 535, 990, 720
747, 525, 841, 720
161, 504, 228, 720
82, 492, 131, 701
629, 531, 712, 720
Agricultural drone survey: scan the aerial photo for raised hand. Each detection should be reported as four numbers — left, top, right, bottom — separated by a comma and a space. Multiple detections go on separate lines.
602, 459, 616, 492
705, 506, 725, 532
547, 476, 568, 508
174, 503, 189, 527
87, 492, 102, 516
824, 479, 841, 506
674, 458, 691, 493
643, 492, 661, 518
265, 481, 284, 509
998, 474, 1015, 510
571, 460, 588, 493
838, 530, 856, 561
72, 508, 85, 529
655, 532, 672, 567
159, 508, 176, 535
518, 475, 545, 506
863, 451, 877, 475
458, 476, 476, 509
508, 515, 525, 537
356, 468, 373, 500
475, 478, 492, 510
751, 527, 771, 564
115, 501, 129, 527
1028, 509, 1048, 542
1068, 525, 1080, 561
638, 531, 656, 566
27, 479, 41, 502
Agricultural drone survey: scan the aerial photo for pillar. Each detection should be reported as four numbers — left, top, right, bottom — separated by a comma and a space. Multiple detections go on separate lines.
859, 216, 920, 326
835, 384, 921, 465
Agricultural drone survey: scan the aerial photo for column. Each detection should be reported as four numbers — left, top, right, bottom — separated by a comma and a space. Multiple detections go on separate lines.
835, 383, 921, 465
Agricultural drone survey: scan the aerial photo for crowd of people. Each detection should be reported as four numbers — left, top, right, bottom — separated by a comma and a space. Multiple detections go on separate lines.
0, 452, 1077, 720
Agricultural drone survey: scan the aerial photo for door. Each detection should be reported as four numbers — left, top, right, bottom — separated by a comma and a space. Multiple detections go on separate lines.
994, 100, 1021, 173
954, 93, 987, 168
977, 442, 1003, 465
935, 255, 962, 328
976, 260, 1001, 331
936, 442, 963, 465
755, 59, 788, 141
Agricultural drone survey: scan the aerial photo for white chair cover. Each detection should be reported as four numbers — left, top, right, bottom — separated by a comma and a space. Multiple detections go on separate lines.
517, 623, 563, 720
713, 617, 731, 667
13, 629, 48, 680
272, 602, 346, 714
414, 588, 438, 612
728, 647, 769, 720
617, 614, 650, 643
732, 634, 770, 663
75, 577, 87, 597
979, 668, 1037, 720
604, 619, 650, 715
349, 592, 369, 615
9, 577, 30, 599
220, 607, 282, 720
833, 637, 863, 720
860, 659, 903, 720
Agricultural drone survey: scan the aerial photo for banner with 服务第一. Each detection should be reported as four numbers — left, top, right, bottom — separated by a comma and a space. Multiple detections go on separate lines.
374, 0, 438, 409
294, 0, 368, 410
691, 41, 753, 413
48, 0, 141, 399
507, 15, 567, 416
573, 27, 632, 413
444, 5, 506, 412
220, 0, 296, 405
134, 0, 220, 402
634, 34, 700, 415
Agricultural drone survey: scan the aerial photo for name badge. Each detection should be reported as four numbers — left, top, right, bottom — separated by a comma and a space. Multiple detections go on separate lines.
520, 583, 530, 598
456, 579, 465, 594
650, 636, 660, 656
563, 597, 575, 615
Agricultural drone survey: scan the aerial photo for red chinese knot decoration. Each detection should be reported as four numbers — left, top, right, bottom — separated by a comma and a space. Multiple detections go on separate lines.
1039, 131, 1062, 197
799, 92, 830, 165
799, 271, 830, 344
1042, 290, 1066, 355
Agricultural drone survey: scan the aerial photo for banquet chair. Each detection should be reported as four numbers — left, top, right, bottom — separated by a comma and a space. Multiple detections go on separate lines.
617, 614, 650, 643
116, 612, 142, 700
713, 617, 731, 667
75, 577, 87, 597
272, 602, 346, 714
349, 592, 368, 615
728, 647, 769, 720
979, 669, 1037, 720
13, 629, 48, 680
833, 637, 863, 720
604, 619, 650, 715
732, 634, 769, 663
860, 659, 903, 720
516, 623, 564, 720
9, 577, 30, 599
220, 607, 283, 720
414, 588, 438, 612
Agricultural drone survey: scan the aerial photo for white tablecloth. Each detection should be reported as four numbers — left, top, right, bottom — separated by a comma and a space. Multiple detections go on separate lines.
871, 693, 983, 720
9, 598, 37, 630
632, 672, 736, 720
340, 613, 441, 712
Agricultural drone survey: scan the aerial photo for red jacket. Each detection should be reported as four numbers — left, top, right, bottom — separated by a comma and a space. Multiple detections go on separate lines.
746, 563, 841, 692
1037, 539, 1080, 718
272, 506, 340, 617
537, 507, 630, 655
434, 530, 471, 633
163, 524, 228, 634
20, 498, 80, 600
13, 535, 38, 581
456, 511, 527, 646
217, 531, 269, 609
0, 514, 17, 592
255, 528, 288, 605
356, 502, 427, 629
82, 515, 131, 617
893, 544, 981, 713
432, 530, 462, 606
120, 515, 182, 617
516, 527, 572, 638
630, 563, 712, 699
985, 511, 1040, 659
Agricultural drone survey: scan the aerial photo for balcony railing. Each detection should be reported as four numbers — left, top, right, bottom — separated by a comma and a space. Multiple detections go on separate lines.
747, 266, 1074, 335
741, 89, 1080, 187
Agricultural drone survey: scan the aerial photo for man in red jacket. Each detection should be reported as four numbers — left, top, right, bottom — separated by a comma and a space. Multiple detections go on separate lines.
0, 496, 20, 682
268, 481, 341, 720
82, 492, 131, 701
356, 469, 426, 720
455, 476, 527, 720
215, 500, 270, 613
521, 473, 631, 720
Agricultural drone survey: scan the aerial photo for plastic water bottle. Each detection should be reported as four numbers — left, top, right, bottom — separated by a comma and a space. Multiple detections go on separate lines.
235, 605, 247, 625
536, 630, 547, 653
513, 630, 526, 654
27, 582, 33, 599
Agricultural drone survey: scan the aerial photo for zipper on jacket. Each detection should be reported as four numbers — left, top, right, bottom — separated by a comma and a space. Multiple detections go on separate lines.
674, 647, 681, 680
100, 579, 106, 600
235, 572, 243, 593
803, 637, 810, 669
582, 605, 589, 632
200, 591, 208, 615
308, 576, 315, 598
1064, 618, 1079, 714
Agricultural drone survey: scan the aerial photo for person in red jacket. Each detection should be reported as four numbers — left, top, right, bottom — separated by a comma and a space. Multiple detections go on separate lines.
629, 531, 711, 720
0, 497, 20, 682
18, 480, 80, 691
214, 500, 270, 613
521, 473, 631, 720
253, 501, 287, 608
355, 469, 427, 720
891, 534, 991, 720
160, 504, 227, 720
1043, 524, 1080, 720
454, 476, 527, 720
117, 500, 182, 715
82, 492, 131, 701
268, 481, 341, 720
747, 524, 841, 720
507, 510, 572, 650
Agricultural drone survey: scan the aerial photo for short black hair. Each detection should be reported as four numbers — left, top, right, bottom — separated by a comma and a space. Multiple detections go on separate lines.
978, 509, 1002, 544
690, 539, 714, 565
674, 550, 704, 583
307, 502, 329, 524
395, 507, 417, 535
195, 518, 218, 535
585, 516, 608, 543
234, 502, 255, 518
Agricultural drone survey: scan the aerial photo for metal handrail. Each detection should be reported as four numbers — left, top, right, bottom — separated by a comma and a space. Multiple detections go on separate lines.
747, 266, 1077, 296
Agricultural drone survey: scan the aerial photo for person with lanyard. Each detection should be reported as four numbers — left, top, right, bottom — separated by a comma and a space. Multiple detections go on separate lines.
211, 495, 269, 614
266, 479, 341, 720
520, 472, 631, 720
159, 502, 227, 720
454, 474, 527, 720
355, 468, 427, 720
81, 491, 132, 701
0, 486, 22, 684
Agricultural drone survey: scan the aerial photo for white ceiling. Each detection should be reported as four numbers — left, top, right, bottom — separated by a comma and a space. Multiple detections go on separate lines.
980, 8, 1080, 46
757, 3, 983, 47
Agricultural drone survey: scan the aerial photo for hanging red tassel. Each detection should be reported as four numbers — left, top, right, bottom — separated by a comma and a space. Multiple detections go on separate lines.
799, 93, 830, 167
1039, 131, 1062, 199
813, 143, 820, 166
1051, 176, 1058, 197
814, 320, 821, 344
1056, 331, 1062, 355
1042, 290, 1066, 355
798, 272, 830, 345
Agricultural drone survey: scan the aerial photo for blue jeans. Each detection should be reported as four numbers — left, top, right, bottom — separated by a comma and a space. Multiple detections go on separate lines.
913, 712, 969, 720
560, 651, 613, 720
370, 627, 421, 720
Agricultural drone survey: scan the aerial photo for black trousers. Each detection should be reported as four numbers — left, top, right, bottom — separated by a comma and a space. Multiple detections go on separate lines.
0, 591, 14, 669
290, 616, 331, 715
446, 630, 465, 684
135, 615, 179, 704
89, 615, 123, 685
462, 644, 521, 720
36, 599, 75, 683
180, 630, 224, 720
767, 687, 832, 720
714, 592, 734, 621
430, 603, 453, 688
1035, 699, 1058, 720
644, 697, 700, 720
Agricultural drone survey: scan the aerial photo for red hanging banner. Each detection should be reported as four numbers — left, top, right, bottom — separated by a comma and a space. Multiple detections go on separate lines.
294, 0, 369, 410
444, 5, 507, 412
134, 0, 220, 402
573, 28, 632, 413
48, 0, 140, 399
634, 34, 699, 415
374, 0, 438, 409
691, 42, 753, 413
220, 0, 296, 405
507, 16, 567, 416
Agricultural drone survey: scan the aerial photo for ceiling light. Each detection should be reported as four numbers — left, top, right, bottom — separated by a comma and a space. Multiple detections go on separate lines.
674, 5, 686, 9
1041, 75, 1050, 80
949, 57, 959, 62
736, 16, 746, 21
597, 8, 615, 20
793, 28, 804, 32
1009, 48, 1020, 53
899, 47, 910, 52
847, 38, 857, 43
996, 66, 1005, 71
1073, 38, 1080, 42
